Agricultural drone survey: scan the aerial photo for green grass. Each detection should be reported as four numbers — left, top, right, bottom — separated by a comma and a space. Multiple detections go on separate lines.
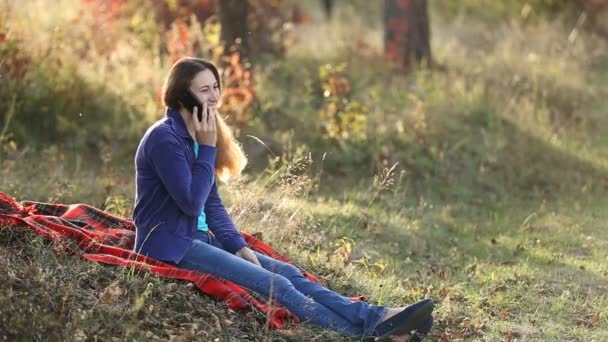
1, 0, 608, 340
303, 189, 608, 340
2, 154, 606, 340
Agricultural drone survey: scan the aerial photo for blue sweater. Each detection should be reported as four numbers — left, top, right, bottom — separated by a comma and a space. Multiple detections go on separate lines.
132, 107, 248, 263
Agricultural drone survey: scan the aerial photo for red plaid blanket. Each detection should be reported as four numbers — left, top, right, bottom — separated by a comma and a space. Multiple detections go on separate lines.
0, 192, 364, 330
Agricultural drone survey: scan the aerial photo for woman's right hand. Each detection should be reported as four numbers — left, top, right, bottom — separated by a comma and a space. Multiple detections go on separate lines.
192, 102, 217, 147
236, 246, 262, 267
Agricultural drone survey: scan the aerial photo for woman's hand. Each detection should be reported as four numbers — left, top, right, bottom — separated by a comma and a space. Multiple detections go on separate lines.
236, 246, 262, 267
192, 102, 217, 147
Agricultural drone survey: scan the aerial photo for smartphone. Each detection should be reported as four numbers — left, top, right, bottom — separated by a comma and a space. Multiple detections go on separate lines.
179, 88, 205, 121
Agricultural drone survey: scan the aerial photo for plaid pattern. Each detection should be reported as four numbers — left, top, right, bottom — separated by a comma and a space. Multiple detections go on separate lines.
0, 192, 365, 330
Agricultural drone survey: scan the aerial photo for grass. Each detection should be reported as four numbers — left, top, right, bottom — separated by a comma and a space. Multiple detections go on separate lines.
2, 153, 607, 340
2, 0, 608, 341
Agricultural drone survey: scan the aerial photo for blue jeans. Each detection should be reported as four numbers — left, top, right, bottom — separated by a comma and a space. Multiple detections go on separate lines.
175, 231, 388, 337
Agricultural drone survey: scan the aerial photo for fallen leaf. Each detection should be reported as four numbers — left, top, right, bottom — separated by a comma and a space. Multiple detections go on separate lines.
99, 284, 123, 304
576, 314, 601, 328
489, 285, 507, 294
506, 330, 522, 340
275, 329, 304, 337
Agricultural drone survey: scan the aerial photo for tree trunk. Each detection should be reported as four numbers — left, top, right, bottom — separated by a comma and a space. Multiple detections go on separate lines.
323, 0, 334, 20
384, 0, 432, 72
218, 0, 249, 60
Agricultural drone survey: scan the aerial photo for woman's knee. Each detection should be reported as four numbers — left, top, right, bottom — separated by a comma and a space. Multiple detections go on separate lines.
266, 274, 293, 292
278, 263, 307, 283
260, 255, 304, 279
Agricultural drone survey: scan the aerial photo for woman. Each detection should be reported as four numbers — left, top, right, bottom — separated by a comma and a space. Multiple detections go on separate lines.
132, 57, 434, 340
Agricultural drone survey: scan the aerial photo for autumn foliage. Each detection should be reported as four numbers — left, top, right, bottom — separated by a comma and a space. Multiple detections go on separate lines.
79, 0, 294, 127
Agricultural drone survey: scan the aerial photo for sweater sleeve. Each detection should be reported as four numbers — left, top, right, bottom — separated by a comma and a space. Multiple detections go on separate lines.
204, 182, 248, 254
148, 132, 217, 218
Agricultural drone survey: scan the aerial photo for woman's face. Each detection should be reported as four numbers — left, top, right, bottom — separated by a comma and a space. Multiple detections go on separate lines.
189, 69, 221, 111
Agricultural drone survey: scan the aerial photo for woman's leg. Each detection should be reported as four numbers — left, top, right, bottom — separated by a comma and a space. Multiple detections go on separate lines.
194, 231, 388, 334
176, 237, 385, 337
253, 251, 387, 331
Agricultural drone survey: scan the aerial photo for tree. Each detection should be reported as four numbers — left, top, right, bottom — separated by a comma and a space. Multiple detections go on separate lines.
574, 0, 608, 40
384, 0, 432, 72
218, 0, 249, 60
323, 0, 334, 20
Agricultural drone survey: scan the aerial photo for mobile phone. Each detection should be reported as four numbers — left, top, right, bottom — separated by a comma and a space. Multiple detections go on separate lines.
179, 88, 205, 121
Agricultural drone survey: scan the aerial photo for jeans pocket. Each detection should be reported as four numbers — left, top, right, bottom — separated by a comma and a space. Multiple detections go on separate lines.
192, 231, 211, 244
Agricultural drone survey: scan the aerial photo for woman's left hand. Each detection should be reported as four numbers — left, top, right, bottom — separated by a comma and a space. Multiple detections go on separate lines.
236, 246, 262, 267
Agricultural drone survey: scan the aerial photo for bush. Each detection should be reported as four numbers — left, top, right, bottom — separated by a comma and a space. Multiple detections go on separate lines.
431, 0, 579, 23
0, 2, 152, 158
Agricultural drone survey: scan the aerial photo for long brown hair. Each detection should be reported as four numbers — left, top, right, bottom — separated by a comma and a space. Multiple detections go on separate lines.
161, 57, 247, 182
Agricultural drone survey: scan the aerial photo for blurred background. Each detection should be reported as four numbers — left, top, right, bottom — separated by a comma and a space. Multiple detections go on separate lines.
1, 0, 607, 340
2, 0, 607, 202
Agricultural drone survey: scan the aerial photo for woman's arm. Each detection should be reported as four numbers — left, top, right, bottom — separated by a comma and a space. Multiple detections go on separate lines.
204, 182, 248, 254
148, 133, 216, 217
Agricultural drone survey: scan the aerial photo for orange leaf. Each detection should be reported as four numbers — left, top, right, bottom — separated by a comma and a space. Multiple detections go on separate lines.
576, 314, 601, 327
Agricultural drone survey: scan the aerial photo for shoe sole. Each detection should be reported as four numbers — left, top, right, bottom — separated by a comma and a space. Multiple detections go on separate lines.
392, 300, 434, 337
361, 300, 434, 341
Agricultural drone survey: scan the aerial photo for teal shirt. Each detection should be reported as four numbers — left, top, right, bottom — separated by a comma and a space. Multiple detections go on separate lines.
194, 141, 213, 231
